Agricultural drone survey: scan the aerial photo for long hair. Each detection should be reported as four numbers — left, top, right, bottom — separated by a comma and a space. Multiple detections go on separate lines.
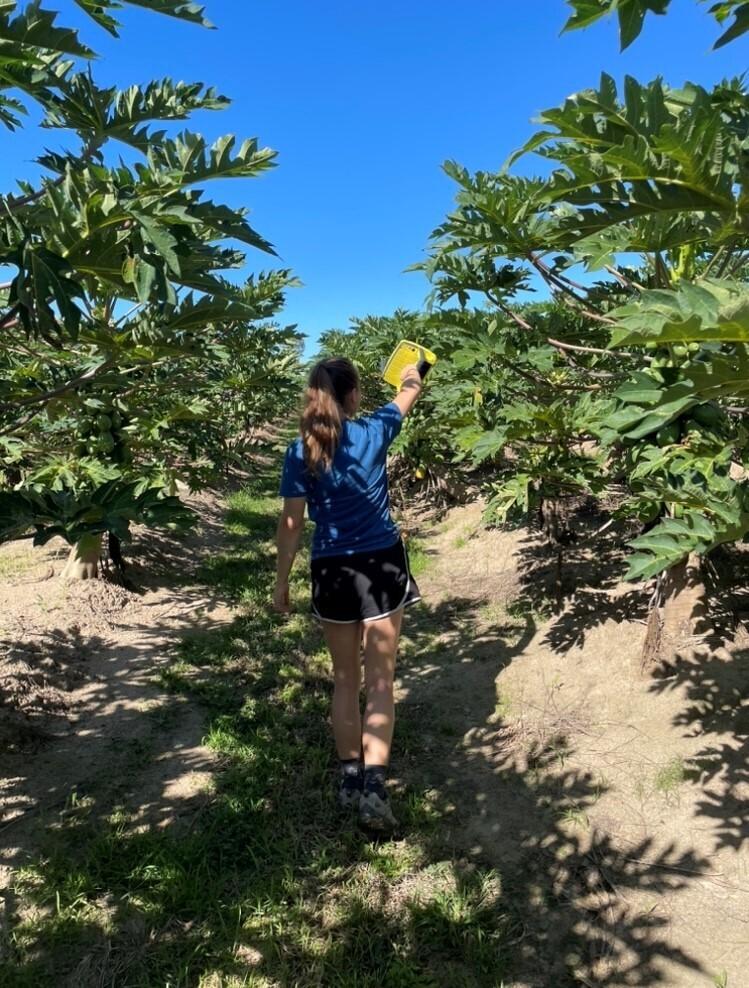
301, 358, 359, 475
300, 357, 359, 476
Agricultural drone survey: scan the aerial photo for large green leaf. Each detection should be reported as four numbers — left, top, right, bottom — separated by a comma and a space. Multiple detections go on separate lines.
603, 353, 749, 439
563, 0, 749, 48
708, 1, 749, 47
511, 75, 746, 252
625, 513, 714, 579
625, 493, 749, 579
564, 1, 670, 49
6, 242, 85, 340
72, 0, 211, 35
0, 1, 94, 58
42, 75, 229, 148
610, 280, 749, 346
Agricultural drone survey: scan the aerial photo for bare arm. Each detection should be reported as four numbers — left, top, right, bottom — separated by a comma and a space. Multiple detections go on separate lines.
392, 364, 424, 419
273, 496, 306, 612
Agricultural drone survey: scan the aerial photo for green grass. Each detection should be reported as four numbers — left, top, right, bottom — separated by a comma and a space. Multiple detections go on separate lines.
1, 472, 513, 988
0, 548, 37, 580
406, 536, 431, 578
653, 757, 687, 798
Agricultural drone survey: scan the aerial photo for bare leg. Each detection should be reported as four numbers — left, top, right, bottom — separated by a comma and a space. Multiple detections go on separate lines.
361, 609, 403, 767
321, 620, 363, 760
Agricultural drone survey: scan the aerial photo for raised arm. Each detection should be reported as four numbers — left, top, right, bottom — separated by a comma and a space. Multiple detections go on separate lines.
391, 364, 424, 419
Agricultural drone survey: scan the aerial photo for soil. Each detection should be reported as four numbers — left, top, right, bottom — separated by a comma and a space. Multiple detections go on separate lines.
0, 487, 233, 892
2, 491, 748, 986
397, 502, 749, 987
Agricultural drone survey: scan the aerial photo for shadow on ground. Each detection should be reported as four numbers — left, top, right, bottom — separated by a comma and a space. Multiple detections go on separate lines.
0, 473, 720, 988
649, 643, 749, 854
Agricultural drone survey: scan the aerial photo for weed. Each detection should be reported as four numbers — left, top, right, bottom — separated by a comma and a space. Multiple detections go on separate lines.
407, 537, 431, 577
654, 757, 687, 799
506, 597, 552, 624
557, 805, 589, 830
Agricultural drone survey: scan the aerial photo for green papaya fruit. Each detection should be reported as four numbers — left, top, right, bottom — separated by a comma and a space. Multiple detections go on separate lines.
656, 421, 681, 446
690, 403, 722, 428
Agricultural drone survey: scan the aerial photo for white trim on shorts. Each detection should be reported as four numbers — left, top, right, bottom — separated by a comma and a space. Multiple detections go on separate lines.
311, 540, 421, 625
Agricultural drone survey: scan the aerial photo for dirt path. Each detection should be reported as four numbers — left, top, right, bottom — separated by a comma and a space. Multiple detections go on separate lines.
398, 502, 749, 987
1, 492, 748, 986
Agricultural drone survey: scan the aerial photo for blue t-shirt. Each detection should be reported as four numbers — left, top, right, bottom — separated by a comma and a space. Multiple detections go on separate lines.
279, 402, 403, 559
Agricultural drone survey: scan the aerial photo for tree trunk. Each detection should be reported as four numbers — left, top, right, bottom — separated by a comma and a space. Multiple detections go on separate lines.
61, 533, 102, 581
642, 552, 711, 670
661, 552, 711, 640
539, 498, 574, 613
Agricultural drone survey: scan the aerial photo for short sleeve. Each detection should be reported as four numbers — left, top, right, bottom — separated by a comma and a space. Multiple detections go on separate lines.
366, 402, 403, 449
279, 443, 307, 498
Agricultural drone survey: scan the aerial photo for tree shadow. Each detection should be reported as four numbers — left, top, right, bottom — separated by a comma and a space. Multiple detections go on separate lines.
511, 501, 649, 654
0, 481, 717, 987
389, 594, 708, 986
0, 626, 99, 746
649, 644, 749, 853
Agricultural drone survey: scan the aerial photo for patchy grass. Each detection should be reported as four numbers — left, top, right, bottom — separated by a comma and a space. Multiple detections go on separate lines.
0, 548, 37, 580
505, 597, 553, 626
2, 473, 514, 988
494, 688, 513, 720
654, 757, 687, 799
406, 537, 432, 578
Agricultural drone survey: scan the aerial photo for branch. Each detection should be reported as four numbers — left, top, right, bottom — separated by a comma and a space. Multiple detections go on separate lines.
546, 342, 621, 381
485, 290, 533, 331
716, 239, 737, 279
546, 337, 634, 361
604, 265, 645, 292
495, 353, 601, 393
529, 252, 589, 292
701, 248, 726, 279
0, 359, 115, 414
528, 253, 616, 326
1, 142, 101, 216
0, 307, 20, 332
729, 249, 749, 278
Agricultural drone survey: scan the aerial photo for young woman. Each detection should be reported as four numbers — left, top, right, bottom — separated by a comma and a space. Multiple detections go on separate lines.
273, 356, 424, 831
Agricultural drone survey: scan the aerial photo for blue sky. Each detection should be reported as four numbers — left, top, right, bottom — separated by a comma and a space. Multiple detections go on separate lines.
4, 1, 747, 351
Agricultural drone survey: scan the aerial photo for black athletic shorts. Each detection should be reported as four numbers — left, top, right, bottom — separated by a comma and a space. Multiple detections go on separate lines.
311, 539, 422, 624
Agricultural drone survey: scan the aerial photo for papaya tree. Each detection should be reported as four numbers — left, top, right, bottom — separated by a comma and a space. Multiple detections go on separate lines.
419, 67, 749, 642
0, 2, 299, 580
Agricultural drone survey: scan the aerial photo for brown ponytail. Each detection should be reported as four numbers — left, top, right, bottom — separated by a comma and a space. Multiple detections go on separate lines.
301, 358, 359, 475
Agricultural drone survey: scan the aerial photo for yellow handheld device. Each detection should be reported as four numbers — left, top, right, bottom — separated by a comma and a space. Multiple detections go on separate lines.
382, 340, 438, 389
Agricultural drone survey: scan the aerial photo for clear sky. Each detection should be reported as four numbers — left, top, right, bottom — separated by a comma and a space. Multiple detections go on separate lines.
3, 1, 747, 351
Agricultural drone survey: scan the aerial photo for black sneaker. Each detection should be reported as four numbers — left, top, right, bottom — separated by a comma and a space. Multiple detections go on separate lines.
359, 779, 397, 832
337, 771, 363, 810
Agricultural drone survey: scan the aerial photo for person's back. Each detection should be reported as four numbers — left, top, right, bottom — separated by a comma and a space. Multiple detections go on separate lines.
280, 402, 402, 558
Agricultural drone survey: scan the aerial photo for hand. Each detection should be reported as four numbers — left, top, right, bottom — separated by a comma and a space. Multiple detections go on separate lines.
272, 580, 290, 613
400, 364, 423, 388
